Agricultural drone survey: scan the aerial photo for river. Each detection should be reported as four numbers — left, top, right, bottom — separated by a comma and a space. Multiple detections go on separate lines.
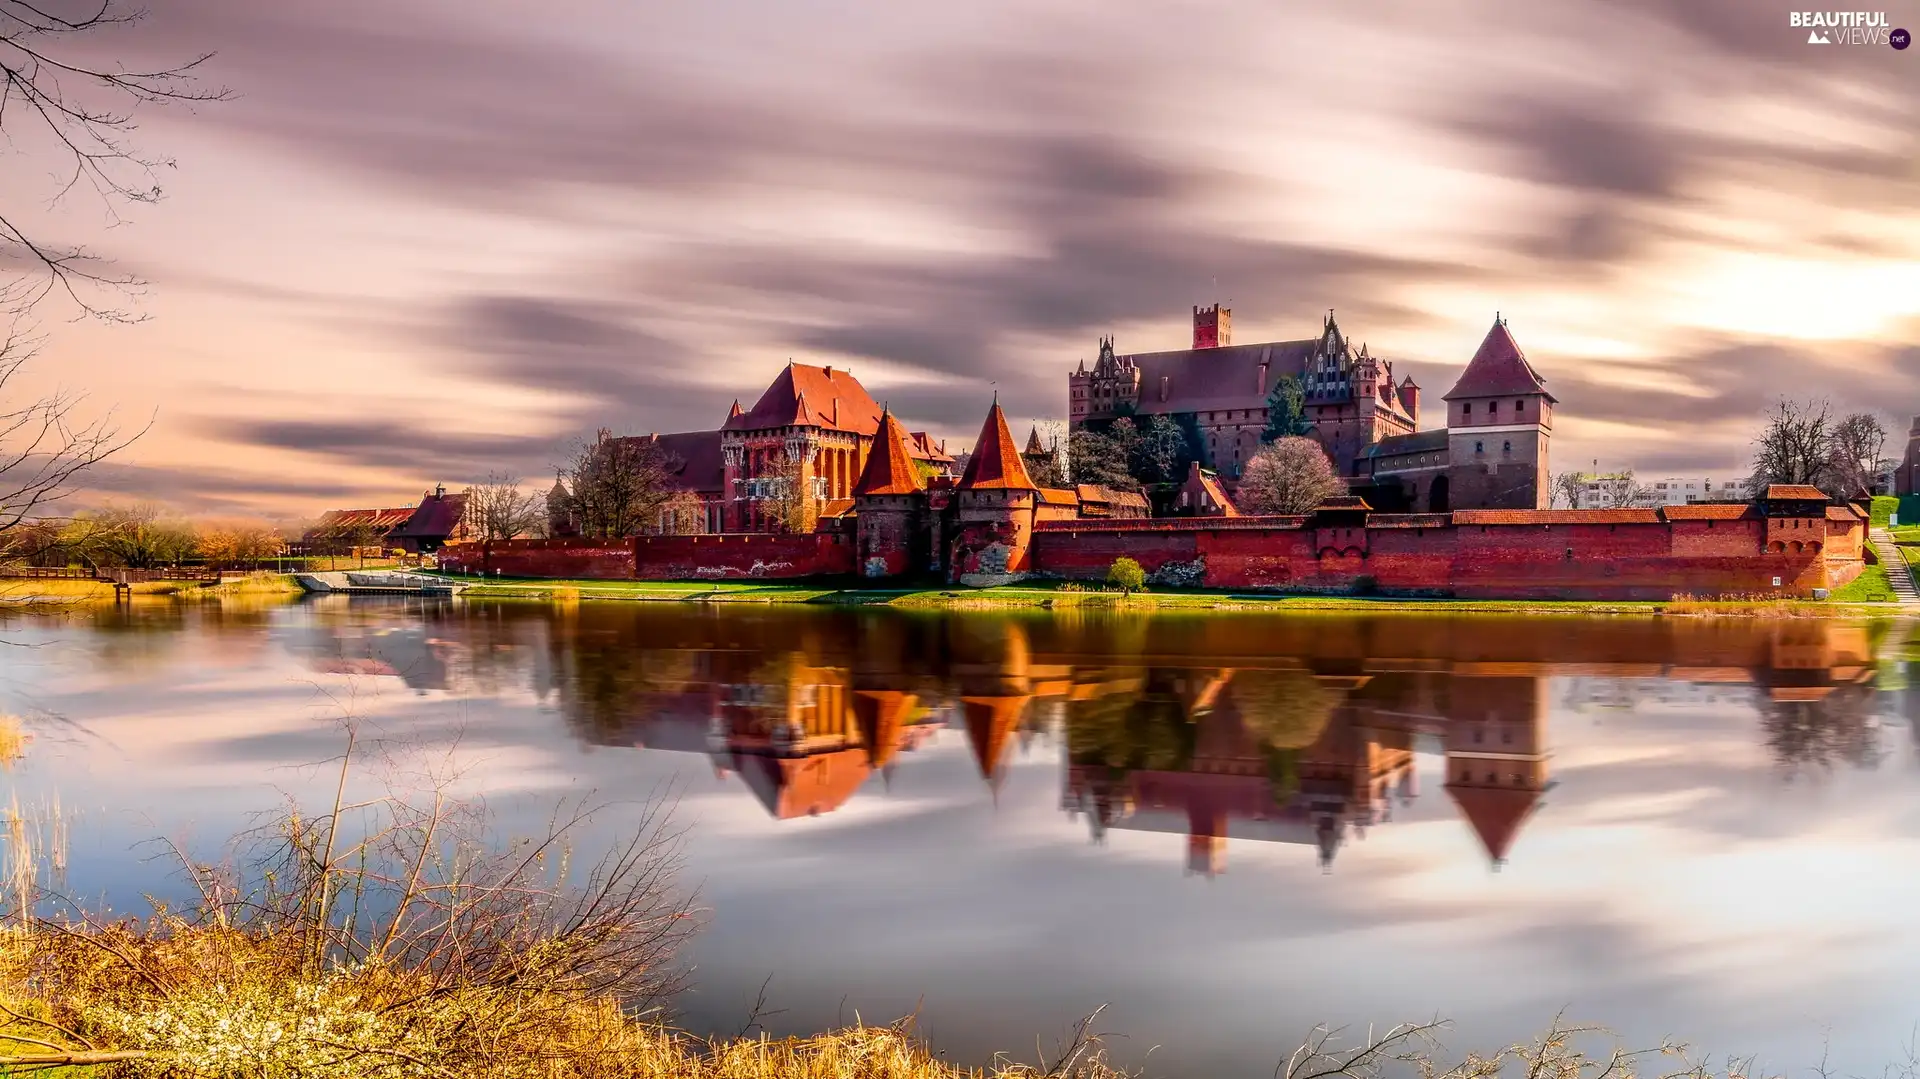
3, 596, 1918, 1076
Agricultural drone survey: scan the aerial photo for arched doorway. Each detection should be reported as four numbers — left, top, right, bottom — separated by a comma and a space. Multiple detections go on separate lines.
1428, 474, 1450, 513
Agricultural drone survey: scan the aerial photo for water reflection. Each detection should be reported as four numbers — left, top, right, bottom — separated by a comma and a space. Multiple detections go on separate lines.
237, 604, 1897, 874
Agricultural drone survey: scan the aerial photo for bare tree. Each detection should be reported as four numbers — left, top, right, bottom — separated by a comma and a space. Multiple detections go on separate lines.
760, 450, 817, 534
659, 490, 707, 535
567, 430, 677, 540
1033, 418, 1070, 485
1237, 437, 1339, 514
73, 501, 196, 567
1550, 471, 1585, 509
1749, 397, 1834, 499
1591, 469, 1657, 509
2, 1, 229, 318
0, 330, 147, 549
1828, 412, 1887, 500
464, 472, 541, 541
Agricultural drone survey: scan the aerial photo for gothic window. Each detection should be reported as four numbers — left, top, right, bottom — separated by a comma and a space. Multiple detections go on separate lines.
1475, 441, 1483, 454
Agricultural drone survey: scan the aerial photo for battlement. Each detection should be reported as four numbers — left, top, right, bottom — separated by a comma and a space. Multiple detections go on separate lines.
1193, 303, 1231, 349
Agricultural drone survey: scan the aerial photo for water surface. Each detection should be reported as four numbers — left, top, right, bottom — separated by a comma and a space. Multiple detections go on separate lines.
3, 598, 1918, 1077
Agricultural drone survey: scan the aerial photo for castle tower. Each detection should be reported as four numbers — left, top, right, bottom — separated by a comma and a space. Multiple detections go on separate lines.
1442, 316, 1555, 510
950, 398, 1040, 584
852, 409, 928, 578
1897, 416, 1920, 496
1442, 674, 1550, 869
1069, 336, 1142, 424
1194, 303, 1232, 349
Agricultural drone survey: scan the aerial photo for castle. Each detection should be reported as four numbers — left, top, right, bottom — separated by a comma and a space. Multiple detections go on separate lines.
1070, 306, 1553, 512
450, 304, 1867, 600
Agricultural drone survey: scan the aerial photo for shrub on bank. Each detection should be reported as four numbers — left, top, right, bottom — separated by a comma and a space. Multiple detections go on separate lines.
1106, 558, 1146, 595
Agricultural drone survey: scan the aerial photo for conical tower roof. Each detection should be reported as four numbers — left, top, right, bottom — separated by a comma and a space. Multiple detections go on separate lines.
1444, 783, 1543, 867
958, 399, 1038, 491
852, 690, 917, 768
1443, 317, 1556, 403
1025, 426, 1046, 455
853, 409, 924, 496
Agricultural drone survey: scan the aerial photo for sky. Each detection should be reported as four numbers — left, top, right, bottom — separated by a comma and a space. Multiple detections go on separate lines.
8, 0, 1920, 517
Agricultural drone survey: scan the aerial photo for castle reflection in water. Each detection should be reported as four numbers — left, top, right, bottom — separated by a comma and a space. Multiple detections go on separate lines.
282, 604, 1896, 875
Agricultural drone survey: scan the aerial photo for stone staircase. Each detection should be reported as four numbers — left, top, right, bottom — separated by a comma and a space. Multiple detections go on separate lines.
1868, 528, 1920, 603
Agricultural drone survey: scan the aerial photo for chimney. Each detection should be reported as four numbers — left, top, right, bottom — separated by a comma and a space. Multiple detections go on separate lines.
1257, 360, 1270, 396
434, 484, 445, 498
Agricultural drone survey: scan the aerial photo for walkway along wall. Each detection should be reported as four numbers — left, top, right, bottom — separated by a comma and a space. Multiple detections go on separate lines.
439, 533, 854, 580
1026, 506, 1864, 600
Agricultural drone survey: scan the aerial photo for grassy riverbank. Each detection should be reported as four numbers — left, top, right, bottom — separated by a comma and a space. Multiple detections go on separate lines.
434, 573, 1897, 617
0, 572, 304, 605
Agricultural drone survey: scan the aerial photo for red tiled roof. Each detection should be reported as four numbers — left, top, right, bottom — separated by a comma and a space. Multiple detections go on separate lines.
853, 410, 923, 496
1037, 487, 1078, 506
1442, 319, 1556, 403
1826, 504, 1863, 521
906, 431, 955, 464
1368, 513, 1452, 529
619, 431, 725, 496
958, 400, 1038, 491
817, 499, 855, 519
1765, 484, 1828, 501
1453, 508, 1661, 525
305, 506, 416, 540
1199, 471, 1240, 514
1445, 783, 1542, 864
724, 363, 884, 435
1662, 504, 1755, 521
1025, 426, 1046, 455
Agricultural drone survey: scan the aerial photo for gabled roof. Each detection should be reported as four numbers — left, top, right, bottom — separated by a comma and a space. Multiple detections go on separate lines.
305, 506, 416, 540
906, 431, 955, 465
1190, 469, 1240, 516
1454, 508, 1662, 525
1364, 429, 1450, 458
1826, 504, 1863, 521
724, 363, 884, 435
618, 431, 725, 495
392, 491, 467, 540
1765, 484, 1828, 501
958, 400, 1039, 491
1443, 319, 1556, 403
1444, 783, 1543, 865
853, 410, 924, 496
730, 749, 872, 820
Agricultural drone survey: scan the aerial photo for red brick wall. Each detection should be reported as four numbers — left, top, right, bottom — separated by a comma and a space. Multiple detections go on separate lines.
439, 540, 635, 579
633, 533, 854, 579
1030, 513, 1861, 599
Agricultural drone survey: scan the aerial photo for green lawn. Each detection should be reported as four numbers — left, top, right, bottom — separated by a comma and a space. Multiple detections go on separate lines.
1889, 525, 1920, 545
1871, 494, 1900, 529
1830, 563, 1897, 603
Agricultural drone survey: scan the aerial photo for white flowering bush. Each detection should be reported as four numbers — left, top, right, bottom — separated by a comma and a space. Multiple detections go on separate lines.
92, 965, 443, 1078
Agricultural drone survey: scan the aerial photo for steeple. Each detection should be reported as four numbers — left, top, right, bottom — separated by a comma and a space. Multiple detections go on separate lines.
852, 409, 923, 496
727, 399, 743, 420
1024, 426, 1046, 455
958, 399, 1039, 491
1444, 316, 1555, 402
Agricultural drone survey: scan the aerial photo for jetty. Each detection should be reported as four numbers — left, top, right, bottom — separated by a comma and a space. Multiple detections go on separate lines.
292, 571, 463, 596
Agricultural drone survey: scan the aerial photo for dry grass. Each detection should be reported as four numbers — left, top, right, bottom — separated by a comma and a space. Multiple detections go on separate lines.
1663, 594, 1828, 617
0, 715, 26, 771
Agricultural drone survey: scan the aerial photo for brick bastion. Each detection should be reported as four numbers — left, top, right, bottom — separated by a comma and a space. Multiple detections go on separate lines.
438, 500, 1864, 601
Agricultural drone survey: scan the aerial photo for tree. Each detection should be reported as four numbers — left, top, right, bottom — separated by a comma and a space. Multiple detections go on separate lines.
1106, 556, 1145, 595
1128, 414, 1192, 485
1749, 398, 1835, 499
1027, 419, 1069, 488
77, 502, 198, 568
760, 451, 817, 534
567, 430, 677, 539
1068, 419, 1138, 490
659, 490, 707, 535
1, 2, 228, 318
344, 518, 387, 569
1261, 374, 1312, 443
1237, 437, 1339, 514
1550, 471, 1585, 509
1828, 412, 1888, 500
465, 472, 542, 541
1591, 469, 1657, 509
197, 518, 281, 569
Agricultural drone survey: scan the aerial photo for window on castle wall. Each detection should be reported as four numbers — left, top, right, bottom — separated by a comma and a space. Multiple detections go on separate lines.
1462, 403, 1472, 417
1475, 442, 1484, 454
1516, 400, 1525, 411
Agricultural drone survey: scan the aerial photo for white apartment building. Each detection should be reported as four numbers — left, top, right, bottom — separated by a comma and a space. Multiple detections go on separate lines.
1568, 473, 1746, 508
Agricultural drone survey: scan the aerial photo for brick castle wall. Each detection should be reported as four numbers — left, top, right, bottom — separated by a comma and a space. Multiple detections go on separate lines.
1030, 513, 1863, 599
440, 510, 1863, 599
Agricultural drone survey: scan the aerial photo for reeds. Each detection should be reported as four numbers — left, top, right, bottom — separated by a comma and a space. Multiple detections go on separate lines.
0, 715, 25, 770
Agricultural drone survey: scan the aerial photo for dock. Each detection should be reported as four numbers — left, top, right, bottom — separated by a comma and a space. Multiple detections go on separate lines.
293, 571, 464, 596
